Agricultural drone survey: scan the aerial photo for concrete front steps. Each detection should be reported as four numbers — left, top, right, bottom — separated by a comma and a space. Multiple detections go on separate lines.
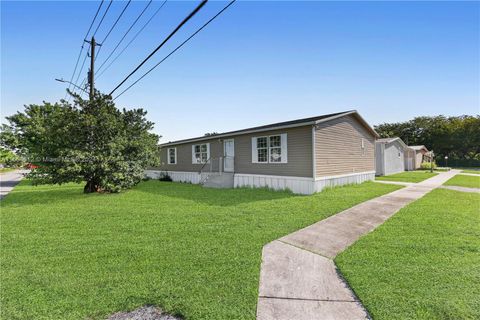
201, 173, 234, 189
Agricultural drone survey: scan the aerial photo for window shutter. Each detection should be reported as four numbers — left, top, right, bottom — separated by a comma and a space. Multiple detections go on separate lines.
192, 145, 196, 164
251, 137, 258, 163
206, 143, 211, 162
280, 133, 288, 163
174, 148, 177, 164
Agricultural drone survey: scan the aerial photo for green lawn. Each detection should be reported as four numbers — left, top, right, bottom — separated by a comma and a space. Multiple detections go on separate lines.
462, 169, 480, 175
0, 167, 15, 174
376, 171, 437, 183
336, 189, 480, 320
0, 180, 401, 320
444, 175, 480, 189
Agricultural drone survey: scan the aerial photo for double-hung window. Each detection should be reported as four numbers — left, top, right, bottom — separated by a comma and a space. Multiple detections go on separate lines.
252, 134, 287, 163
192, 143, 210, 164
167, 148, 177, 164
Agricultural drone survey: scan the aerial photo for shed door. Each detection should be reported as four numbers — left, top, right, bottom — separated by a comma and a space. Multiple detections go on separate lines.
224, 139, 234, 172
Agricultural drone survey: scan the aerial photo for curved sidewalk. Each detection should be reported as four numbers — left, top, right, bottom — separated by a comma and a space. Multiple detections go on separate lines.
256, 170, 459, 320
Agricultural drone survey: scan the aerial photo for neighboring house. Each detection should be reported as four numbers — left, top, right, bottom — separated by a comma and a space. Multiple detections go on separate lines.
146, 110, 378, 195
375, 137, 412, 176
409, 145, 432, 169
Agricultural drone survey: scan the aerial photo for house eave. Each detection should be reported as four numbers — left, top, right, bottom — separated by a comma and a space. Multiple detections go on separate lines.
159, 121, 317, 147
159, 110, 379, 147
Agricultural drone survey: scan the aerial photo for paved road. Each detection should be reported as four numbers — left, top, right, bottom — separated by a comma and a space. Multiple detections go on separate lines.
256, 170, 460, 320
0, 170, 26, 200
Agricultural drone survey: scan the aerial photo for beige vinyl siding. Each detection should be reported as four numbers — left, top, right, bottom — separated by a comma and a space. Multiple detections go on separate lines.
235, 126, 313, 177
153, 139, 223, 172
315, 114, 375, 177
414, 151, 424, 169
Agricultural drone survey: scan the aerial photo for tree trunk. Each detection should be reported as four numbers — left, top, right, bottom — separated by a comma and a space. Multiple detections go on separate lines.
84, 179, 99, 193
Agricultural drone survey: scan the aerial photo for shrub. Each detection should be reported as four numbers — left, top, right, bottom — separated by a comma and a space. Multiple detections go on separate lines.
420, 161, 437, 170
0, 91, 159, 193
159, 173, 172, 182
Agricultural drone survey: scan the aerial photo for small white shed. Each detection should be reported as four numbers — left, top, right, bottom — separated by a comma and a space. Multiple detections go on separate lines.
375, 137, 410, 176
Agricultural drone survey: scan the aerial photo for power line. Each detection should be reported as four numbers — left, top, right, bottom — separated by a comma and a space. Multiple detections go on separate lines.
95, 0, 132, 62
96, 0, 153, 75
114, 0, 236, 100
71, 53, 89, 98
70, 0, 113, 97
84, 1, 105, 40
109, 0, 208, 95
92, 0, 113, 38
65, 0, 104, 98
95, 0, 168, 80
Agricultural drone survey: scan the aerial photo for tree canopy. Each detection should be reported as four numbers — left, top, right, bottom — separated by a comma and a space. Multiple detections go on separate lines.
0, 148, 22, 167
0, 91, 159, 193
375, 115, 480, 166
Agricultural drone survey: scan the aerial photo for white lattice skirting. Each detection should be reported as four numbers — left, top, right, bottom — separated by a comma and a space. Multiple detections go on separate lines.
145, 170, 375, 195
313, 171, 375, 193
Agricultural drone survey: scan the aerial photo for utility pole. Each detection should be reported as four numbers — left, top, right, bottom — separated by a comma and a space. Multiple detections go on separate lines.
85, 36, 100, 101
89, 36, 95, 101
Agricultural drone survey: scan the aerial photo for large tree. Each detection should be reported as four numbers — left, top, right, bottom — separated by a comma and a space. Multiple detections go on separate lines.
0, 91, 159, 193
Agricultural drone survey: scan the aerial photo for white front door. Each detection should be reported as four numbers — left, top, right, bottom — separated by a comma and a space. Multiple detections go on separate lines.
224, 139, 234, 172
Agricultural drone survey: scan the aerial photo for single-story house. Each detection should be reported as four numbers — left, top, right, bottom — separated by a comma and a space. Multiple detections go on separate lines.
146, 110, 379, 194
409, 145, 432, 169
375, 137, 413, 176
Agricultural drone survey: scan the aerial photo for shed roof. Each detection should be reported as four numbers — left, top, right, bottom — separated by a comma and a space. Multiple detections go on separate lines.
160, 110, 378, 147
376, 137, 409, 149
409, 145, 429, 152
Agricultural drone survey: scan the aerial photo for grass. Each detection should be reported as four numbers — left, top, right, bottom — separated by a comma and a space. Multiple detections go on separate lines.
0, 180, 401, 320
375, 170, 437, 183
462, 169, 480, 175
444, 175, 480, 189
0, 167, 15, 174
336, 189, 480, 320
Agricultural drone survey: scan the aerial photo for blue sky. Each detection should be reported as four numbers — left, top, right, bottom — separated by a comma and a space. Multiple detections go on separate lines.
2, 1, 479, 142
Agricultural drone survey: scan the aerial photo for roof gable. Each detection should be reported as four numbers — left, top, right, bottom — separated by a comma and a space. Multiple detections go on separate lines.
409, 145, 429, 152
376, 137, 408, 149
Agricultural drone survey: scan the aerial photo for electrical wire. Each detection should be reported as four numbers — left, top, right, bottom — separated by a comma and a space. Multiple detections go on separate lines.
114, 0, 236, 100
109, 0, 208, 95
64, 0, 104, 99
95, 0, 168, 80
95, 0, 132, 61
96, 0, 153, 75
70, 0, 113, 97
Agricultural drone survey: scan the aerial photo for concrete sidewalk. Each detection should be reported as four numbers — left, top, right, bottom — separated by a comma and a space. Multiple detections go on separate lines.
440, 185, 480, 193
459, 172, 480, 177
256, 170, 460, 320
373, 180, 415, 186
0, 170, 25, 200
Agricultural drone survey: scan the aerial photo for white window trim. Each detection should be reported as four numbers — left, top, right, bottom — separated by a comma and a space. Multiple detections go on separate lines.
252, 134, 287, 164
191, 143, 210, 164
167, 147, 177, 165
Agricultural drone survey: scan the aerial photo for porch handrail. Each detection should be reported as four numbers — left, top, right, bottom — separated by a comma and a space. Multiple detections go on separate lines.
197, 155, 234, 174
198, 156, 215, 174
